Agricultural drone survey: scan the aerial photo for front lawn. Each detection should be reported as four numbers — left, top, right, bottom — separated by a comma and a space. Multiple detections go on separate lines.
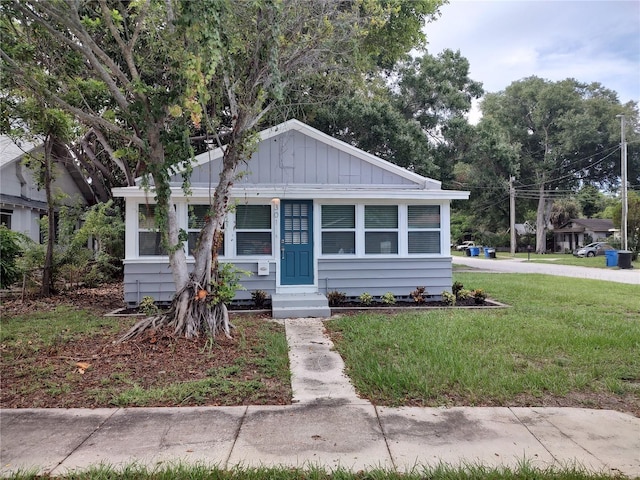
326, 273, 640, 414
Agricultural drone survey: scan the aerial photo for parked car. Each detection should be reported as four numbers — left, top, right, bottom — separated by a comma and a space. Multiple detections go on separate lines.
455, 241, 475, 251
573, 242, 615, 257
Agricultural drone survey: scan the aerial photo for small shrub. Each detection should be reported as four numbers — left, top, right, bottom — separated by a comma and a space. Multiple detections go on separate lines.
441, 290, 456, 306
139, 296, 159, 316
327, 290, 346, 306
0, 226, 25, 289
210, 263, 250, 305
472, 288, 487, 304
381, 292, 396, 305
358, 292, 373, 305
452, 281, 464, 298
410, 286, 427, 304
251, 290, 269, 308
457, 289, 472, 300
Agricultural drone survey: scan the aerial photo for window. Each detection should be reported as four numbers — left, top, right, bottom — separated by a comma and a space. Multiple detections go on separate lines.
408, 205, 440, 254
235, 204, 272, 256
138, 205, 166, 255
0, 209, 12, 229
187, 204, 224, 256
321, 205, 355, 254
365, 205, 398, 254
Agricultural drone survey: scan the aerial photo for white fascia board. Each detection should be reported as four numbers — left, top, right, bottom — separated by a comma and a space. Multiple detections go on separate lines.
113, 185, 469, 201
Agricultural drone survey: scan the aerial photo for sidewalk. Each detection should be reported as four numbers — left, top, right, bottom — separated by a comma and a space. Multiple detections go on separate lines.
1, 318, 639, 477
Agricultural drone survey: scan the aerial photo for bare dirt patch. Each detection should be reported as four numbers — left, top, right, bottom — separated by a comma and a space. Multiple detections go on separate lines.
0, 283, 291, 409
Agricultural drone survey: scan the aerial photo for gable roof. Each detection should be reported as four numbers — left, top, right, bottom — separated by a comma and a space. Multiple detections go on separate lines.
557, 218, 615, 232
115, 119, 470, 201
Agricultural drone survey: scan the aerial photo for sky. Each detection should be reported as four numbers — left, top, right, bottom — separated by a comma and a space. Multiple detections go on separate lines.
423, 0, 640, 123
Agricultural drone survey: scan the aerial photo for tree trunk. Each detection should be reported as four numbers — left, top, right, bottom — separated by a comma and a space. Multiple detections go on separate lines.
42, 136, 55, 296
119, 133, 243, 342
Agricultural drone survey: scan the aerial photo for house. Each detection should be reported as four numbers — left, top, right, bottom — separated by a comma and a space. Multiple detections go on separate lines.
553, 218, 615, 252
0, 135, 95, 242
113, 120, 469, 317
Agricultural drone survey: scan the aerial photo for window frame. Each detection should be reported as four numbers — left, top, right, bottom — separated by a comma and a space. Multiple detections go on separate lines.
320, 204, 356, 255
137, 204, 167, 256
364, 205, 399, 255
407, 204, 441, 255
234, 204, 273, 257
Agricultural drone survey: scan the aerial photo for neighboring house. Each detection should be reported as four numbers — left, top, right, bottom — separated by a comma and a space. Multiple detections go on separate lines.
113, 120, 469, 315
553, 218, 615, 252
0, 135, 95, 242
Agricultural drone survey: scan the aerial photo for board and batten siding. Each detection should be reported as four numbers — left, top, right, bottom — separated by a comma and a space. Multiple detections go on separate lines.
123, 261, 276, 307
186, 129, 416, 187
318, 258, 453, 299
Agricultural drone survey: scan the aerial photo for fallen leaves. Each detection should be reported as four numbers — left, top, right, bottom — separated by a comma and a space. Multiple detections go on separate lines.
76, 362, 91, 374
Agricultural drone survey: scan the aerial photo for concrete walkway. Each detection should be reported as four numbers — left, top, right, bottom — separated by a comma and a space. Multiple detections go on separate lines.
453, 255, 639, 284
1, 318, 639, 477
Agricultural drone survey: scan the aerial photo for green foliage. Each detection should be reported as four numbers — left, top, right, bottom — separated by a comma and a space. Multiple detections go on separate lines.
139, 296, 159, 316
612, 190, 640, 253
441, 290, 456, 306
471, 288, 487, 304
327, 290, 346, 307
358, 292, 373, 305
0, 226, 26, 288
381, 292, 396, 305
210, 263, 250, 305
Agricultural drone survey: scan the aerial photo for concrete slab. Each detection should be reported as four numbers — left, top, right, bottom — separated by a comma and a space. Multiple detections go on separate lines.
0, 408, 115, 476
511, 407, 640, 478
228, 403, 391, 470
286, 318, 365, 404
377, 406, 555, 471
50, 406, 246, 475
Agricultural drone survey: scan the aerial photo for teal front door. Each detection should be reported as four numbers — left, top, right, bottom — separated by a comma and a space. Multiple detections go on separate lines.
281, 200, 314, 285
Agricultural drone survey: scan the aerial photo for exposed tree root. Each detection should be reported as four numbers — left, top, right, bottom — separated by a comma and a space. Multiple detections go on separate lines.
117, 284, 234, 343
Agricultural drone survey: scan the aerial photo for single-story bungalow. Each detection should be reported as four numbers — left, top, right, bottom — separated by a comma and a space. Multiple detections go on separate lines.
553, 218, 615, 252
113, 120, 469, 316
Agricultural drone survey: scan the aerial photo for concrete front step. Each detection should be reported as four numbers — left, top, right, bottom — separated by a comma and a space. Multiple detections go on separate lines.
272, 293, 330, 319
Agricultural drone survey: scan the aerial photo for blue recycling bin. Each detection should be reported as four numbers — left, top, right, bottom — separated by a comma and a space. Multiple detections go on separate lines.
605, 249, 618, 267
469, 247, 480, 256
484, 247, 496, 258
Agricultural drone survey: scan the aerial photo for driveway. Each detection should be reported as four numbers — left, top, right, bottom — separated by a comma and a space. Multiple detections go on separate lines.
452, 256, 639, 285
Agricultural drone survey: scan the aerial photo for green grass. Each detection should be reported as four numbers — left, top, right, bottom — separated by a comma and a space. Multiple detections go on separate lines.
5, 462, 630, 479
0, 306, 123, 350
326, 273, 640, 407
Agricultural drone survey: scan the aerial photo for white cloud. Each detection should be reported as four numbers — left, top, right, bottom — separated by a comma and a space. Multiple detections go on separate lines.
424, 0, 640, 108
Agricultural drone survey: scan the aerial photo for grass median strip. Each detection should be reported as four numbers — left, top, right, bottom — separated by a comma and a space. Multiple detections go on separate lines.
326, 273, 640, 411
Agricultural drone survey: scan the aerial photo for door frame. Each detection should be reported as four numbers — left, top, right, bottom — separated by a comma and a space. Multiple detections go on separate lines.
275, 199, 317, 293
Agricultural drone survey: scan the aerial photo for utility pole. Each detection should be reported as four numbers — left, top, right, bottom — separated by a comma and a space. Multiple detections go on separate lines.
616, 114, 628, 251
510, 176, 516, 255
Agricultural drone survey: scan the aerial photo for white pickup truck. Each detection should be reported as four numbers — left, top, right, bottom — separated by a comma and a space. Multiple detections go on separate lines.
455, 241, 475, 251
